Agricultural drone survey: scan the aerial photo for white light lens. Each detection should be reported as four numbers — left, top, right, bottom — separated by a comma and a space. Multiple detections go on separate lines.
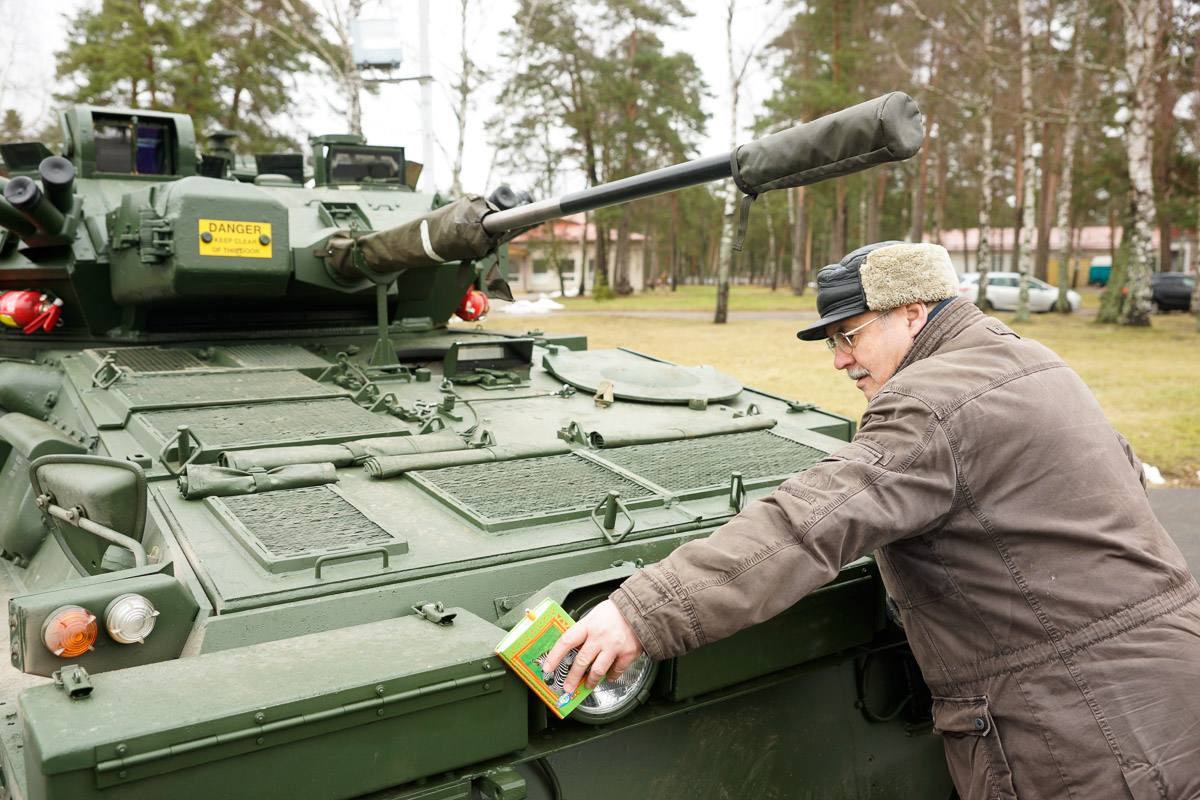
105, 594, 159, 644
572, 652, 656, 725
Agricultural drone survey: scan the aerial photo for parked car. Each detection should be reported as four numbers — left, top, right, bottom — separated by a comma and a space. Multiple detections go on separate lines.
959, 272, 1083, 312
1152, 272, 1195, 312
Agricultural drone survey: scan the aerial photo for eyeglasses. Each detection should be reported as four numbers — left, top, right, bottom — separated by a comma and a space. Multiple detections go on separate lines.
825, 310, 891, 354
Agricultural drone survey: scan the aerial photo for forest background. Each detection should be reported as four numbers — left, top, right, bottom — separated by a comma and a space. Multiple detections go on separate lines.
1, 0, 1198, 326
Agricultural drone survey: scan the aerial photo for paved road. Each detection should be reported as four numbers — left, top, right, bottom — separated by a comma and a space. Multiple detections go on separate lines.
1150, 488, 1200, 573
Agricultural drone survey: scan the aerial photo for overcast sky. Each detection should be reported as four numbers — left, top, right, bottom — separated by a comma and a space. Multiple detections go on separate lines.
4, 0, 786, 198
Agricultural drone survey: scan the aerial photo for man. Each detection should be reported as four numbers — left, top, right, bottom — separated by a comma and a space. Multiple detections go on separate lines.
545, 241, 1200, 800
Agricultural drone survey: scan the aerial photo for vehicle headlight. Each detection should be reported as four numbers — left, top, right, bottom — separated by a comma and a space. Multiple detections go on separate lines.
572, 651, 657, 725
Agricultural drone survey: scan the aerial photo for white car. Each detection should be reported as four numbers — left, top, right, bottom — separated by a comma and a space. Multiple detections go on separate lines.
958, 272, 1082, 313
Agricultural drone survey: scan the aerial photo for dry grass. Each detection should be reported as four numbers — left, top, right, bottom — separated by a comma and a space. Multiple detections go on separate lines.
481, 294, 1200, 485
544, 284, 820, 312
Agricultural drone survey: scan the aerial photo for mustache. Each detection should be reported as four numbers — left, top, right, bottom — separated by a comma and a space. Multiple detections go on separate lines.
847, 366, 871, 380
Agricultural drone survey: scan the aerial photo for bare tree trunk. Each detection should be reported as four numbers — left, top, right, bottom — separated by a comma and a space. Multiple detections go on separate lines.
578, 212, 590, 296
1121, 0, 1161, 326
764, 192, 779, 291
594, 223, 610, 297
714, 0, 739, 324
1014, 0, 1038, 323
867, 168, 885, 243
790, 186, 808, 296
832, 180, 847, 256
933, 135, 947, 246
1193, 25, 1200, 322
910, 110, 933, 242
670, 193, 680, 292
449, 0, 474, 197
976, 50, 995, 310
613, 213, 631, 293
1055, 0, 1088, 312
1035, 136, 1057, 281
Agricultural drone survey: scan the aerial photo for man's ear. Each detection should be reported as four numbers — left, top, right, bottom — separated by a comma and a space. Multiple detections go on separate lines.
905, 302, 930, 339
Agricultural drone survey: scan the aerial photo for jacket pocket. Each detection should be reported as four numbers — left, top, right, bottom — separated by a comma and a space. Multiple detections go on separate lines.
932, 695, 1017, 800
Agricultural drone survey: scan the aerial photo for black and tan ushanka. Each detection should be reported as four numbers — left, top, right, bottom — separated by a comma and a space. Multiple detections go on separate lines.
796, 241, 960, 340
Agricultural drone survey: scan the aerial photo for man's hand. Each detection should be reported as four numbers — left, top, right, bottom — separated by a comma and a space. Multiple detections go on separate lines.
541, 599, 644, 696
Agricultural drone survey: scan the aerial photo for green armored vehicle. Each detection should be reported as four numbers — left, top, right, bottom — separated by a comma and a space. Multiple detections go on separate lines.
0, 95, 954, 799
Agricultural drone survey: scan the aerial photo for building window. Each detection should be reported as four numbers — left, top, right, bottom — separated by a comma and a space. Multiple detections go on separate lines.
533, 259, 574, 277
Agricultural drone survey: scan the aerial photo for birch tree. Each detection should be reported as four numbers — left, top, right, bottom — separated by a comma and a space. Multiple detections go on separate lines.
448, 0, 483, 197
1193, 19, 1200, 324
1118, 0, 1161, 326
1013, 0, 1038, 323
714, 0, 748, 324
1054, 0, 1089, 312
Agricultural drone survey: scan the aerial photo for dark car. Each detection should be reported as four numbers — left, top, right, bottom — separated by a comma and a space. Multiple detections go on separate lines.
1152, 273, 1195, 312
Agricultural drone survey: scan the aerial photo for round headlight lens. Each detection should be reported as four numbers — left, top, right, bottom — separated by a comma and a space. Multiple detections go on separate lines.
571, 651, 657, 725
105, 594, 159, 644
42, 605, 98, 658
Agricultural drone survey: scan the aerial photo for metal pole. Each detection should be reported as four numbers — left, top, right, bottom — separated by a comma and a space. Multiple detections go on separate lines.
418, 0, 435, 194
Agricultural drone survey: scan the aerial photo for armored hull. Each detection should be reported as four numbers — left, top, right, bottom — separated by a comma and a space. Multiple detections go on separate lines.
0, 101, 952, 799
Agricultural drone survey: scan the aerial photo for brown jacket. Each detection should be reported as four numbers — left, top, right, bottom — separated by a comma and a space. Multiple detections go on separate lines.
612, 298, 1200, 800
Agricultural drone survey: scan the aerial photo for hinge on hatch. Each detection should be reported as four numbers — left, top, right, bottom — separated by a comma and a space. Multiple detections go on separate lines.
139, 212, 174, 264
412, 602, 457, 626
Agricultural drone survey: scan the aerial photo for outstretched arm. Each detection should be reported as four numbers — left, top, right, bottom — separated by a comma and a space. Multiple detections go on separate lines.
541, 599, 644, 697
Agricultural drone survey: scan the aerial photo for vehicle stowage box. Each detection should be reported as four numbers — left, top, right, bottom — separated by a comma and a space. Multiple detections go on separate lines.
18, 610, 526, 800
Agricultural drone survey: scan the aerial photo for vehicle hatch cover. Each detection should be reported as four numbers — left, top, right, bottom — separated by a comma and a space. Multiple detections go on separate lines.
543, 349, 742, 404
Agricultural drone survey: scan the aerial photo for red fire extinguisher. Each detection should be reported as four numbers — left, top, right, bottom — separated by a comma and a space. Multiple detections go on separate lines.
0, 291, 63, 334
454, 288, 489, 321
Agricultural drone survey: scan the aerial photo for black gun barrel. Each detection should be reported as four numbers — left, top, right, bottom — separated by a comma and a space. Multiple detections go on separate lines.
482, 91, 923, 236
482, 154, 730, 235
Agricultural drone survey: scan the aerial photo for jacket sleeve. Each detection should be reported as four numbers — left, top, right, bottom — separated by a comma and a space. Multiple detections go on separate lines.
611, 389, 958, 661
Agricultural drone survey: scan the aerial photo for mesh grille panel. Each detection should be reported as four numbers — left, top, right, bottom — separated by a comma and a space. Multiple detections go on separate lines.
139, 398, 404, 447
117, 371, 330, 405
224, 344, 331, 368
600, 430, 825, 493
219, 485, 395, 557
89, 347, 206, 372
420, 454, 652, 522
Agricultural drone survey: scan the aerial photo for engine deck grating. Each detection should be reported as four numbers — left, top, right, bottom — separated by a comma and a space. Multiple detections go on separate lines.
599, 430, 826, 493
116, 370, 332, 406
219, 486, 396, 558
418, 453, 654, 523
223, 344, 331, 369
89, 347, 207, 372
139, 397, 405, 447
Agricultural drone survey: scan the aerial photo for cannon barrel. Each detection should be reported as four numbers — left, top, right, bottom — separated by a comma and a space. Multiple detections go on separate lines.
481, 154, 731, 235
323, 92, 923, 283
482, 91, 923, 236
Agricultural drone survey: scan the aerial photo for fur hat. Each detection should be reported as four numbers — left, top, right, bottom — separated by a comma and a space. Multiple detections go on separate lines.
796, 241, 959, 341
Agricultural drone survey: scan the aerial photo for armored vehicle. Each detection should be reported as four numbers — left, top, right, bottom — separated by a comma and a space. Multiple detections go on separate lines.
0, 95, 954, 799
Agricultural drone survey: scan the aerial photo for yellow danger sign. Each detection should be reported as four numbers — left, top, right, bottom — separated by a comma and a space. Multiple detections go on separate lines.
197, 219, 273, 258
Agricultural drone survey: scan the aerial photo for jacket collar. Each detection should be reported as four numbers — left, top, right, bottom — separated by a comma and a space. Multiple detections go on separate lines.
893, 296, 985, 376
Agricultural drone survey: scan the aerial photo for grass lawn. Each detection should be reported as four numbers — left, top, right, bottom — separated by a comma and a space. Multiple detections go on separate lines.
480, 286, 1200, 485
544, 283, 820, 312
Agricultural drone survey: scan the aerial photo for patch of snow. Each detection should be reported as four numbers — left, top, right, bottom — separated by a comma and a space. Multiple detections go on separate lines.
1142, 463, 1166, 485
501, 294, 565, 315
